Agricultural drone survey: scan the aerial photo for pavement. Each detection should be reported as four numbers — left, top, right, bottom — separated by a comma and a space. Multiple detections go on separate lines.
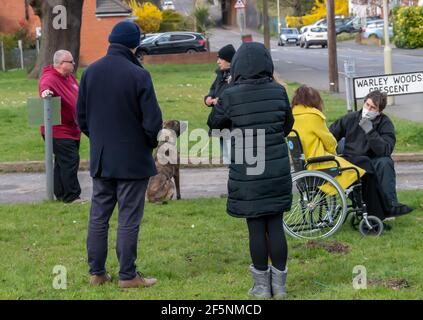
1, 163, 423, 204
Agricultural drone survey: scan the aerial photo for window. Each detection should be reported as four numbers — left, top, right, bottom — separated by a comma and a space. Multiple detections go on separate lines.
170, 34, 195, 42
157, 34, 171, 43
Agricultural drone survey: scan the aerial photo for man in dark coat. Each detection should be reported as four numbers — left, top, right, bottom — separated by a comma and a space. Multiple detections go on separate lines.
208, 42, 294, 299
330, 90, 412, 218
77, 21, 163, 288
204, 44, 236, 164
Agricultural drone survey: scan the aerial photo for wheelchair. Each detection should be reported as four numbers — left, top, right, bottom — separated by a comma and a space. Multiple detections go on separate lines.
284, 130, 384, 239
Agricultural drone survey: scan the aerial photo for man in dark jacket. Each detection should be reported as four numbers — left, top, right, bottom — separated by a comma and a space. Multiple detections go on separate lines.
330, 90, 412, 217
77, 21, 163, 288
204, 44, 235, 107
205, 44, 236, 164
208, 42, 294, 299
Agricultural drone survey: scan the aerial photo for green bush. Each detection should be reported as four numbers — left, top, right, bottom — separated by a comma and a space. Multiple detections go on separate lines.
159, 9, 184, 32
393, 6, 423, 49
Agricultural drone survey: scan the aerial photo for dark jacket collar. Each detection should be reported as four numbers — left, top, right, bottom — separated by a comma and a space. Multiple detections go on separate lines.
107, 43, 142, 68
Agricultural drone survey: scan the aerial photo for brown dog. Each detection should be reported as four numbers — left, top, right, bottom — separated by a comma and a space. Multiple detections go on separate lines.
146, 120, 185, 203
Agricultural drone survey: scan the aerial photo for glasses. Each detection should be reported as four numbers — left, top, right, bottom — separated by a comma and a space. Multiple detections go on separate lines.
62, 60, 75, 65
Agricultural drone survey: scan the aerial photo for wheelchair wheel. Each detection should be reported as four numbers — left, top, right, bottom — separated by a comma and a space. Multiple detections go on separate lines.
358, 216, 383, 236
283, 170, 348, 240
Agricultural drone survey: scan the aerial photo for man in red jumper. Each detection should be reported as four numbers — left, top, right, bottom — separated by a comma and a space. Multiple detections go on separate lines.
39, 50, 81, 203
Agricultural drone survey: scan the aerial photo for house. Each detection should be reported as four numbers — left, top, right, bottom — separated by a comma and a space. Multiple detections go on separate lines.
0, 0, 132, 66
349, 0, 421, 17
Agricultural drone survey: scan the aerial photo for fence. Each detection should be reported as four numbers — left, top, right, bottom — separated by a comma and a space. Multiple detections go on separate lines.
0, 40, 39, 72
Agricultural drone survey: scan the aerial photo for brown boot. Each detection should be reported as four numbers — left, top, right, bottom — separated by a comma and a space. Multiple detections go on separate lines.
118, 272, 157, 289
89, 273, 112, 286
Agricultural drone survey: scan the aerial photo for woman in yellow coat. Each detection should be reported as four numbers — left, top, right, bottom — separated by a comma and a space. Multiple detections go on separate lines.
291, 86, 365, 191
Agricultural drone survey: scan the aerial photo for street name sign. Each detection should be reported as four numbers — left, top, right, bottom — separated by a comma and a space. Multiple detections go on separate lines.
353, 71, 423, 99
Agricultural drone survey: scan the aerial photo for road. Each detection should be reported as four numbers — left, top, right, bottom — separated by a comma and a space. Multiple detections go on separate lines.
1, 163, 422, 204
208, 28, 423, 122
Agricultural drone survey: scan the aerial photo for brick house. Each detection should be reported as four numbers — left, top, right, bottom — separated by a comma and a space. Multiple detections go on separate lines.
0, 0, 132, 66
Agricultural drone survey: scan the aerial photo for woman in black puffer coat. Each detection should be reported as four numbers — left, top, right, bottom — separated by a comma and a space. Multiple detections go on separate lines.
207, 42, 294, 299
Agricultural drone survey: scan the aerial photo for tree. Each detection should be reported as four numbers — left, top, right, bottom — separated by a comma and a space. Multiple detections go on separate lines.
129, 1, 162, 33
28, 0, 84, 79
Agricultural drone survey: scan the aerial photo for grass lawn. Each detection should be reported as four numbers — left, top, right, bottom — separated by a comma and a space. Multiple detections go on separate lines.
0, 190, 422, 300
0, 65, 422, 163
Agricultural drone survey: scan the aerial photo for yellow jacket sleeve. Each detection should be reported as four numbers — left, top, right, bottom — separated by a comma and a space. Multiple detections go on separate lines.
314, 117, 338, 155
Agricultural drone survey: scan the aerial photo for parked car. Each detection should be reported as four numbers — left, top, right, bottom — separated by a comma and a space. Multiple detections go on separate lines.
300, 26, 328, 49
138, 32, 207, 55
335, 17, 360, 34
163, 0, 175, 10
361, 19, 393, 39
278, 28, 300, 46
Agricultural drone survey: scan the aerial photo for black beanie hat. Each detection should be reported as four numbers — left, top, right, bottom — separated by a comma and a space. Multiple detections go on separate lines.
109, 21, 141, 49
218, 44, 236, 63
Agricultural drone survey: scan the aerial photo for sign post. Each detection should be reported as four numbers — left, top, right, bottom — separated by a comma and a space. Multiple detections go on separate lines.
344, 58, 356, 112
235, 0, 246, 36
352, 71, 423, 111
27, 96, 61, 201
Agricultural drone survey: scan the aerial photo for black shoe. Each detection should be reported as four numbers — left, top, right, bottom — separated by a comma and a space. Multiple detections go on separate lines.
390, 203, 413, 217
383, 223, 392, 231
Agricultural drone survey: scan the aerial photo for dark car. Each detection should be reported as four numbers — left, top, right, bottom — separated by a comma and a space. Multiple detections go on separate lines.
138, 32, 207, 55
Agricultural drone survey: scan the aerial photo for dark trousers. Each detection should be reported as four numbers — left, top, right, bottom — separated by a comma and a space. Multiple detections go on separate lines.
345, 155, 391, 220
52, 138, 81, 202
87, 177, 149, 280
372, 157, 398, 205
246, 214, 288, 271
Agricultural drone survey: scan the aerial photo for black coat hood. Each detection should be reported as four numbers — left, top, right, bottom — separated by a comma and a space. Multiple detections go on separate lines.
231, 42, 274, 83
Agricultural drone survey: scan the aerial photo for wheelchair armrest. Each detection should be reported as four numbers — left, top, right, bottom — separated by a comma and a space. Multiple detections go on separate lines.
305, 156, 340, 169
339, 166, 362, 181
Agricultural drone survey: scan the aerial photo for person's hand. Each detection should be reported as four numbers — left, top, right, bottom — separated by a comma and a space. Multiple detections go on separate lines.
205, 96, 214, 106
359, 117, 373, 134
41, 89, 54, 98
211, 98, 218, 105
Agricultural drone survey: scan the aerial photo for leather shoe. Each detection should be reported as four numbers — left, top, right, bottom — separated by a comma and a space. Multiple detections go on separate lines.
89, 273, 112, 286
118, 272, 157, 288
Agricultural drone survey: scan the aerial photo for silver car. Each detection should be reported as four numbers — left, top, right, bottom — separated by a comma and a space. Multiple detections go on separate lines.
278, 28, 300, 46
361, 19, 393, 39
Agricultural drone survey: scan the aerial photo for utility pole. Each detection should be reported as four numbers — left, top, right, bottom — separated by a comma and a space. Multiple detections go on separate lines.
263, 0, 270, 50
383, 0, 395, 105
277, 0, 281, 34
326, 0, 339, 93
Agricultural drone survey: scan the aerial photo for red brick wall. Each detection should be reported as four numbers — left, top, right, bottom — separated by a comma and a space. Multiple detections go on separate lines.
0, 0, 40, 38
80, 0, 129, 66
143, 52, 218, 65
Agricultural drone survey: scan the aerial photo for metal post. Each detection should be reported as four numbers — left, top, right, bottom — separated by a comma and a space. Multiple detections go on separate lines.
43, 96, 54, 201
36, 39, 40, 54
277, 0, 281, 34
18, 40, 24, 70
344, 58, 356, 112
1, 41, 5, 72
383, 0, 395, 105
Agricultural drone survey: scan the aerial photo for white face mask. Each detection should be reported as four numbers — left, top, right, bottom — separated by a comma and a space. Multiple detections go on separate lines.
362, 107, 379, 120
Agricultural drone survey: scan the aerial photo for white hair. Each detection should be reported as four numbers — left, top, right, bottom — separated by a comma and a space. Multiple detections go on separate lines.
53, 50, 72, 66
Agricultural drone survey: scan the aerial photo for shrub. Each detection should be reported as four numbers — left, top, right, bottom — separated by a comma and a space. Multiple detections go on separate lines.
128, 0, 163, 33
193, 5, 210, 33
286, 0, 349, 28
393, 6, 423, 49
159, 9, 184, 32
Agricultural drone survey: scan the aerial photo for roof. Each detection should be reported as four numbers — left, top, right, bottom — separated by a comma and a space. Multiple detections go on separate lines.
96, 0, 132, 17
